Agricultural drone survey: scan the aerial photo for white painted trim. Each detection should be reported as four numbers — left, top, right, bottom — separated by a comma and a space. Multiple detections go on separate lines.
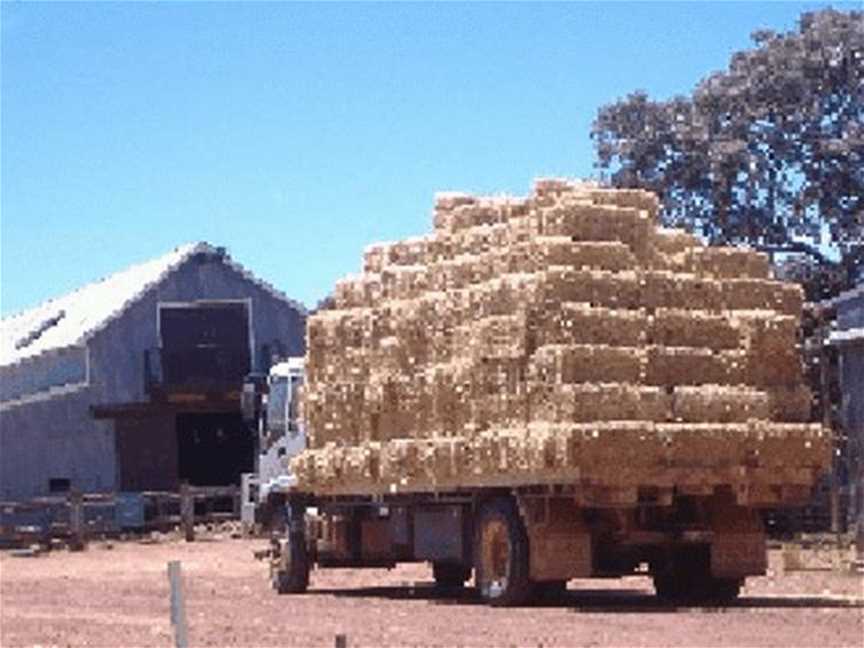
0, 381, 89, 412
829, 327, 864, 346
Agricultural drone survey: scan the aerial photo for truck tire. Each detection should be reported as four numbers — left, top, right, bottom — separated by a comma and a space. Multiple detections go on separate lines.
270, 510, 310, 594
653, 548, 741, 605
432, 562, 472, 589
534, 580, 568, 602
473, 497, 533, 606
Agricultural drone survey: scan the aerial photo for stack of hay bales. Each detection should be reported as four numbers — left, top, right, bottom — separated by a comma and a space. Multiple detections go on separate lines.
292, 179, 825, 497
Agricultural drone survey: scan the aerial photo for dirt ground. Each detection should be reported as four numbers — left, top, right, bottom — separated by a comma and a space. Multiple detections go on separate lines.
1, 535, 862, 648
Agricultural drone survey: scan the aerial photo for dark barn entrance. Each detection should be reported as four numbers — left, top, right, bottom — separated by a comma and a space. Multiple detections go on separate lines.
176, 412, 254, 486
159, 302, 251, 392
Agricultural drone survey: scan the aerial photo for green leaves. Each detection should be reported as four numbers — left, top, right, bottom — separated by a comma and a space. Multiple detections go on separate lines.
592, 9, 864, 299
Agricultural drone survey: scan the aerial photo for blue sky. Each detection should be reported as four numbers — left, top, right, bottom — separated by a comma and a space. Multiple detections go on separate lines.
0, 1, 848, 315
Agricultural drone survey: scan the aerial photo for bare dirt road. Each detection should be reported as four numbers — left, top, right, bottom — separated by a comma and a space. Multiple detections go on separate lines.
1, 536, 862, 648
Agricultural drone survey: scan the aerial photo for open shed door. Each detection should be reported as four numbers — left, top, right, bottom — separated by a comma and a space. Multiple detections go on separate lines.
159, 301, 251, 391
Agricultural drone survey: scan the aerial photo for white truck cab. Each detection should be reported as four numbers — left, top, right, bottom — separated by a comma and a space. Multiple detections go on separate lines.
240, 357, 306, 527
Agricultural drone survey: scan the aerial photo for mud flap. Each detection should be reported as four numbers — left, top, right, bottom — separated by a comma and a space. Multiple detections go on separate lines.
518, 497, 592, 582
709, 498, 767, 579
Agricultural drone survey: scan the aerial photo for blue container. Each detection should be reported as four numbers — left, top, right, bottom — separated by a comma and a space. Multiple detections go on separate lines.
115, 492, 145, 529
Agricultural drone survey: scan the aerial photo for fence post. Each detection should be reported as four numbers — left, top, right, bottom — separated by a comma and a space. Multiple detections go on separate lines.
180, 483, 194, 542
232, 485, 241, 519
167, 560, 189, 648
68, 489, 85, 551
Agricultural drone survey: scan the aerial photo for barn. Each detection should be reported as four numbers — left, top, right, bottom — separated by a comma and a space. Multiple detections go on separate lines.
0, 243, 305, 501
829, 282, 864, 537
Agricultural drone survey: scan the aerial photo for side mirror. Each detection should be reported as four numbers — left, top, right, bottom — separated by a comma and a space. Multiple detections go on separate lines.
241, 373, 267, 426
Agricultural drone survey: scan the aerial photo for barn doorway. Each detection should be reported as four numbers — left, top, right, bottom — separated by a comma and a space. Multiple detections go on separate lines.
176, 412, 254, 486
158, 301, 251, 391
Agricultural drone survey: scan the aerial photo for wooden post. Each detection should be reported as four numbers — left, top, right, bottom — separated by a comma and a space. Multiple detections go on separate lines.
68, 490, 85, 551
167, 561, 190, 648
180, 483, 194, 542
334, 634, 347, 648
232, 485, 241, 519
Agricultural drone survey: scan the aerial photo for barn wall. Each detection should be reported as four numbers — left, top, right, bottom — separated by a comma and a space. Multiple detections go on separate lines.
0, 389, 115, 500
836, 290, 864, 330
839, 346, 863, 527
0, 253, 305, 501
0, 346, 87, 403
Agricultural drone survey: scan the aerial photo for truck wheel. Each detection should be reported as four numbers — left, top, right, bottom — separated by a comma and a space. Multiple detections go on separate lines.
432, 562, 472, 589
270, 528, 310, 594
534, 580, 567, 602
474, 498, 533, 606
653, 548, 741, 605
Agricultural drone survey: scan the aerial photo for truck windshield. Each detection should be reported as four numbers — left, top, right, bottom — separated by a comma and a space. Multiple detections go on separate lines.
267, 377, 288, 438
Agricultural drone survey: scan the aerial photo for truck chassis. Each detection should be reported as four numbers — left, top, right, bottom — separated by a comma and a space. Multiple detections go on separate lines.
269, 483, 767, 606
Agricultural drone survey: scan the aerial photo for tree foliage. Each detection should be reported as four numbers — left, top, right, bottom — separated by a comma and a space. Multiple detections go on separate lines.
593, 8, 863, 299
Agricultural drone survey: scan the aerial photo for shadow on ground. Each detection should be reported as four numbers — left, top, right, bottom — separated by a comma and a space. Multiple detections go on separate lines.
308, 583, 864, 612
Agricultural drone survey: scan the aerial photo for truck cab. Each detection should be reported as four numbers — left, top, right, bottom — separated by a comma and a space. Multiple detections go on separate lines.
240, 357, 306, 527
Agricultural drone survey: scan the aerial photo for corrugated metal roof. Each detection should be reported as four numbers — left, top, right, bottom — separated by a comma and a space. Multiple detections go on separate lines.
0, 242, 306, 368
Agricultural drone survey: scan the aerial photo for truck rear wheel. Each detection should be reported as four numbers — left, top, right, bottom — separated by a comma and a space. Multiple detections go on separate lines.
432, 562, 472, 589
473, 498, 533, 606
653, 547, 741, 605
534, 580, 568, 602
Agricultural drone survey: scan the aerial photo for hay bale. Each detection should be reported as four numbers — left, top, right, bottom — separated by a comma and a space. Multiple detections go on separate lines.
671, 386, 771, 423
644, 346, 730, 386
529, 344, 643, 384
649, 309, 740, 350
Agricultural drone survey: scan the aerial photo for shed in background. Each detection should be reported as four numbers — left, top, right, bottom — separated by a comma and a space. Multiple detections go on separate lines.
0, 242, 305, 500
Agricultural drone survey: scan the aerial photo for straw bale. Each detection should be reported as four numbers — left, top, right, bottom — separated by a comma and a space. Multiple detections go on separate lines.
362, 242, 390, 274
536, 303, 647, 347
649, 309, 740, 350
671, 386, 770, 423
529, 344, 643, 384
331, 274, 385, 309
539, 203, 652, 258
684, 247, 771, 280
588, 188, 661, 221
652, 228, 701, 255
737, 314, 801, 386
719, 350, 748, 385
640, 271, 724, 311
448, 223, 510, 257
529, 383, 670, 423
364, 373, 429, 442
539, 268, 642, 310
472, 393, 530, 431
463, 313, 533, 361
534, 178, 581, 198
722, 279, 804, 316
305, 381, 367, 448
424, 360, 475, 436
502, 238, 637, 274
644, 346, 730, 386
767, 384, 813, 423
381, 265, 430, 301
433, 193, 478, 230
